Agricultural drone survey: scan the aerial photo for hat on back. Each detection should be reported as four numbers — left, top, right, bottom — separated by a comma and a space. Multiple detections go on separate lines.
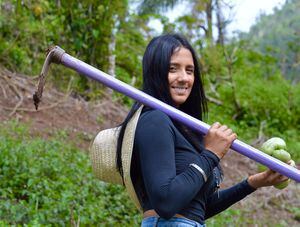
89, 105, 143, 210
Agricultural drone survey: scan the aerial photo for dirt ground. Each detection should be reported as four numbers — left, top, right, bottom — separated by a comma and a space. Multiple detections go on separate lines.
0, 67, 299, 226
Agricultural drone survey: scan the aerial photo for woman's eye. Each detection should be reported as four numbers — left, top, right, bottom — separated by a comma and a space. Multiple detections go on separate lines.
186, 69, 194, 74
169, 66, 176, 72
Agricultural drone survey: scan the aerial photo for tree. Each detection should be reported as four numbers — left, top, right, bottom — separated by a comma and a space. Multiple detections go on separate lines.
243, 0, 300, 82
137, 0, 233, 46
137, 0, 181, 15
0, 0, 148, 98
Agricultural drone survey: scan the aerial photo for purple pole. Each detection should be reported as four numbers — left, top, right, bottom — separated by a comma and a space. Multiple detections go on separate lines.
59, 52, 300, 183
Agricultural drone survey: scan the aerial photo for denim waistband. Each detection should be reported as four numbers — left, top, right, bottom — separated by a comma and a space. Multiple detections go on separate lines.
141, 216, 205, 227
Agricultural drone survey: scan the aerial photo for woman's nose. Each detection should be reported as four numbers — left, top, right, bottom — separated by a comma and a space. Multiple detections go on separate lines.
178, 70, 189, 81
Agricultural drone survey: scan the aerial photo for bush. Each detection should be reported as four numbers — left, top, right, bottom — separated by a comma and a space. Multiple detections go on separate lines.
0, 121, 141, 226
205, 44, 299, 161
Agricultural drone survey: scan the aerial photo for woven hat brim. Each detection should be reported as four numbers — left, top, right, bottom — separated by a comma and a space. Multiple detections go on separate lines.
89, 105, 143, 211
89, 127, 123, 184
122, 106, 143, 211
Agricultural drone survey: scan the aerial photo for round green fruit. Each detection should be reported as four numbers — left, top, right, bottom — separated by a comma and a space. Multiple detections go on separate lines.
274, 179, 290, 190
272, 149, 291, 162
260, 144, 274, 156
257, 163, 268, 172
261, 137, 286, 155
289, 159, 296, 168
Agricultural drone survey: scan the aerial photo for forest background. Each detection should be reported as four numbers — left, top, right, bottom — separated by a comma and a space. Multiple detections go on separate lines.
0, 0, 299, 226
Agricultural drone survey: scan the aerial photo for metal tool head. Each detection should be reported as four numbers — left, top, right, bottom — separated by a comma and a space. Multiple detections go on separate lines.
33, 46, 65, 110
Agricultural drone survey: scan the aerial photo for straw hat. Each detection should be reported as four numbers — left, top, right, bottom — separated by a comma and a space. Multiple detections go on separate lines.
89, 105, 143, 211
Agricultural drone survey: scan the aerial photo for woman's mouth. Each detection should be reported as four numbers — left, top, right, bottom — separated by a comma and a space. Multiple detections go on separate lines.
172, 86, 188, 94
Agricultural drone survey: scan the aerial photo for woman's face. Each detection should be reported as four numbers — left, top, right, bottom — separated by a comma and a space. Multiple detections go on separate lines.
168, 47, 195, 107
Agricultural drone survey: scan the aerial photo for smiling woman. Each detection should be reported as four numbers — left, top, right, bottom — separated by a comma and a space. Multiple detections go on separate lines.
115, 33, 289, 227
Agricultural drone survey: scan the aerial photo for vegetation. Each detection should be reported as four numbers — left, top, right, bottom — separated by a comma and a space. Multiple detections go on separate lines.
0, 121, 141, 226
0, 0, 147, 98
202, 42, 300, 161
241, 0, 300, 83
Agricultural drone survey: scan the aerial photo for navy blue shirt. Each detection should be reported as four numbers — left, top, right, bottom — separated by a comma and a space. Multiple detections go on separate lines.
131, 108, 256, 224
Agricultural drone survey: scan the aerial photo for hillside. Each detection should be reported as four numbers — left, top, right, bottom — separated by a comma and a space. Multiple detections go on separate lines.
241, 0, 300, 82
0, 67, 299, 226
0, 66, 128, 148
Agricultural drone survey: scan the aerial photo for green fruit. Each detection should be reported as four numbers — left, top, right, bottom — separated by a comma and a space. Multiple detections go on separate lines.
274, 179, 290, 189
258, 137, 294, 190
257, 163, 268, 172
261, 137, 287, 155
272, 149, 291, 162
273, 159, 295, 190
260, 145, 274, 156
289, 160, 296, 168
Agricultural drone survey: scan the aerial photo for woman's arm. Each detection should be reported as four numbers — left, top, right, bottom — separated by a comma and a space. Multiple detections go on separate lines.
205, 179, 256, 219
205, 169, 289, 219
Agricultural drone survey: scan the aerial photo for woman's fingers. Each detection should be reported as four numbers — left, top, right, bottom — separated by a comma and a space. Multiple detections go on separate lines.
210, 122, 237, 141
219, 125, 228, 131
204, 122, 237, 159
264, 169, 289, 184
224, 128, 233, 136
229, 132, 237, 141
248, 170, 289, 188
211, 122, 221, 129
274, 172, 289, 182
279, 175, 289, 181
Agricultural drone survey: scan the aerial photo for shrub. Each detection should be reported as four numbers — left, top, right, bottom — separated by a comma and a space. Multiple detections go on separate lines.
0, 121, 141, 226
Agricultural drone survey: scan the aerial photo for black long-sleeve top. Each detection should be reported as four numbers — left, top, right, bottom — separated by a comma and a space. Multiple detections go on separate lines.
130, 108, 256, 224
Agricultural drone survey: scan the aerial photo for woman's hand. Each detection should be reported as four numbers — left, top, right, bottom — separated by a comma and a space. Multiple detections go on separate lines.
204, 122, 237, 159
247, 169, 289, 189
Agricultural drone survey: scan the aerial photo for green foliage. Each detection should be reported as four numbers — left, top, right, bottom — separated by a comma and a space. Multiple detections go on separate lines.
202, 42, 300, 161
206, 208, 247, 226
115, 13, 148, 89
288, 206, 300, 222
0, 121, 141, 225
242, 0, 300, 82
0, 0, 146, 99
137, 0, 180, 15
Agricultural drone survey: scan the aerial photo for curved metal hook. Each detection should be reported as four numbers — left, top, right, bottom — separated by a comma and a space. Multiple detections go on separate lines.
33, 46, 65, 110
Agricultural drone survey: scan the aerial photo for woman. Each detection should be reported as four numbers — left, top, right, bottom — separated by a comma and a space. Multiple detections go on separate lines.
116, 34, 288, 226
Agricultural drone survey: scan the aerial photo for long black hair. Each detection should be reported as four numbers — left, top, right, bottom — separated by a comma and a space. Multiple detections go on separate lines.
116, 34, 208, 183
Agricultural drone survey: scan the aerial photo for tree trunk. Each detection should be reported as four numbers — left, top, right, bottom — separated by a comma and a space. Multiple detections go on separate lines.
216, 0, 225, 46
205, 0, 213, 43
108, 31, 116, 78
107, 17, 117, 94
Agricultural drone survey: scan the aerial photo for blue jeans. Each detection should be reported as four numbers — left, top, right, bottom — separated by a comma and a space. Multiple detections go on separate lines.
141, 216, 205, 227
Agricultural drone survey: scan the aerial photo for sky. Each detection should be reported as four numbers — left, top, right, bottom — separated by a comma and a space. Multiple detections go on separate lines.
149, 0, 286, 35
227, 0, 285, 33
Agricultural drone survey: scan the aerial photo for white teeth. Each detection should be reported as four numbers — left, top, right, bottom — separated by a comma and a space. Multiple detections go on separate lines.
173, 87, 188, 93
173, 87, 187, 90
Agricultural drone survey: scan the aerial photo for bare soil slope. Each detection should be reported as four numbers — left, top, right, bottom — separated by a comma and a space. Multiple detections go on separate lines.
0, 67, 299, 226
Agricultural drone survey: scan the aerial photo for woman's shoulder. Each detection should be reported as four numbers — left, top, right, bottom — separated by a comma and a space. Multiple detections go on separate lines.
138, 108, 174, 131
135, 107, 176, 141
139, 108, 172, 124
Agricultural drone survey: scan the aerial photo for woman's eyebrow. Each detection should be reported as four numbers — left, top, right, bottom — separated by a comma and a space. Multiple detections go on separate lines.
186, 65, 194, 68
170, 62, 194, 67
